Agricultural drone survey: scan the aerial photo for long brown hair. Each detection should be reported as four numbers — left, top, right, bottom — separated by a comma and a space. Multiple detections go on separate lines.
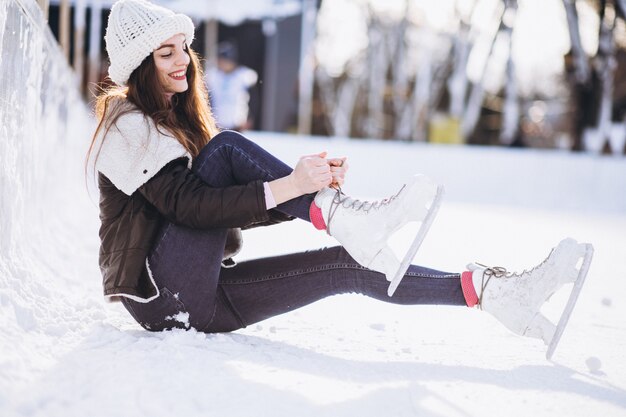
86, 46, 219, 177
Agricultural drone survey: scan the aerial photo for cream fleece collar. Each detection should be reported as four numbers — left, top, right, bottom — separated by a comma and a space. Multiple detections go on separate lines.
94, 110, 192, 195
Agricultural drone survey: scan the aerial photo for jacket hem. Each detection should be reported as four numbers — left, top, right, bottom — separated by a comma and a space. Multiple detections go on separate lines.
104, 258, 160, 303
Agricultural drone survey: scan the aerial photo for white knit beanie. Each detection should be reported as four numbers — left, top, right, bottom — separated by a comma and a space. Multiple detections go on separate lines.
105, 0, 195, 86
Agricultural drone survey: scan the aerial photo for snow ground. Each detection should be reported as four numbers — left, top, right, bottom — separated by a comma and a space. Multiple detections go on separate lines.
1, 132, 625, 417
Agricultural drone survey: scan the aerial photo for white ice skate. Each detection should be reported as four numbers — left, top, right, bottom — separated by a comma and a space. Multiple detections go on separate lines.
314, 174, 444, 297
468, 238, 594, 360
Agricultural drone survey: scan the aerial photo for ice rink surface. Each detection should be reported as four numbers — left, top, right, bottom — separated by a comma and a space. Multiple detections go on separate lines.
1, 132, 625, 417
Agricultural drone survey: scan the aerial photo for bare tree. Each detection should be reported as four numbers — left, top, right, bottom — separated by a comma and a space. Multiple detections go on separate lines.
500, 0, 519, 145
461, 2, 505, 140
594, 0, 618, 150
563, 0, 592, 84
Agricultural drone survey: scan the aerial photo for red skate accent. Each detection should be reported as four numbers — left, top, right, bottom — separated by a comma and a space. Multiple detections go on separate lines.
461, 271, 479, 307
309, 202, 327, 230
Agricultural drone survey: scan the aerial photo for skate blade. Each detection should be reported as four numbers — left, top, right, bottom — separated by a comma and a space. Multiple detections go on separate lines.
387, 184, 444, 297
545, 243, 594, 360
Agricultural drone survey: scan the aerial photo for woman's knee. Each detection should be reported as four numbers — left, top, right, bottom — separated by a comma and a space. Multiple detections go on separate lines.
193, 131, 253, 178
197, 130, 249, 158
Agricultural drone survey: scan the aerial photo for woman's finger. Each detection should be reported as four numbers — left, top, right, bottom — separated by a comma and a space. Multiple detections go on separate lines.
327, 157, 347, 167
300, 151, 328, 161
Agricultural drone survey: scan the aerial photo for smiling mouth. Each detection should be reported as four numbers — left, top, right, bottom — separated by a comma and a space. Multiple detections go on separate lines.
169, 70, 187, 81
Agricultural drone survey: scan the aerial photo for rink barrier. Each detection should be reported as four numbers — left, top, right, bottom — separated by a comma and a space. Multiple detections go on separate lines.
0, 0, 88, 256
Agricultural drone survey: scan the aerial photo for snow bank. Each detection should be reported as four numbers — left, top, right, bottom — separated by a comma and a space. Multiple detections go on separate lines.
0, 0, 90, 255
0, 0, 96, 404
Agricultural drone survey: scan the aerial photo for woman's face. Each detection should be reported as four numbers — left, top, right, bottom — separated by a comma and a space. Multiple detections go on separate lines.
153, 33, 191, 97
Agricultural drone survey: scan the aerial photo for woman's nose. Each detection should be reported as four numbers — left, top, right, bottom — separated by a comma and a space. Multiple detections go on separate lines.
175, 50, 190, 66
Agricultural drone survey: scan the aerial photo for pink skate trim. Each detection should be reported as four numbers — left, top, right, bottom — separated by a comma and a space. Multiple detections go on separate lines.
461, 271, 479, 307
309, 201, 327, 230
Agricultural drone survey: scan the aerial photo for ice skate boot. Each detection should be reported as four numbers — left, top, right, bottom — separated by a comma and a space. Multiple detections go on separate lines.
464, 238, 594, 359
311, 174, 444, 297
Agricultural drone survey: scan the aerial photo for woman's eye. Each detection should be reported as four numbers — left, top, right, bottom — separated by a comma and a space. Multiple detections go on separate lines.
161, 53, 172, 58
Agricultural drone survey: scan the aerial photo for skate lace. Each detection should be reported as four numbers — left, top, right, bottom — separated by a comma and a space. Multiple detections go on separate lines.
473, 264, 508, 310
326, 185, 405, 235
474, 249, 554, 309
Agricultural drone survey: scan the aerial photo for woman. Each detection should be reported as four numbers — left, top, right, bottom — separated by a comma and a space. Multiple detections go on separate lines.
88, 0, 592, 359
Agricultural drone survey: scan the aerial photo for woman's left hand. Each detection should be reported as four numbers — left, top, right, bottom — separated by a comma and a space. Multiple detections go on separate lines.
327, 157, 348, 188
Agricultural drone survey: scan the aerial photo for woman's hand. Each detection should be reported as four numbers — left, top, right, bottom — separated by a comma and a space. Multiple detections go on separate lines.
268, 152, 348, 206
327, 157, 348, 188
290, 152, 333, 194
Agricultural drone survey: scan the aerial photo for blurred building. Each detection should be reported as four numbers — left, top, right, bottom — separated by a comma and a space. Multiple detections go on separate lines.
39, 1, 626, 154
45, 0, 317, 133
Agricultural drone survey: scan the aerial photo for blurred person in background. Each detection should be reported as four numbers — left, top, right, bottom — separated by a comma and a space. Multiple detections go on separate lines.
205, 41, 258, 131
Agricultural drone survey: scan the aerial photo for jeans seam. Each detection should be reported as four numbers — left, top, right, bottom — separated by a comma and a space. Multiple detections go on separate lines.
405, 273, 460, 279
222, 263, 369, 284
217, 285, 246, 329
222, 267, 459, 284
201, 301, 220, 333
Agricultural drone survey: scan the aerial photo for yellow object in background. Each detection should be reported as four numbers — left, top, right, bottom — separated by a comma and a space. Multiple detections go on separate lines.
429, 115, 463, 144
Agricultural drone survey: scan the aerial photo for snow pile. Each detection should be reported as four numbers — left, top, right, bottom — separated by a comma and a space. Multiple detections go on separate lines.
0, 0, 97, 405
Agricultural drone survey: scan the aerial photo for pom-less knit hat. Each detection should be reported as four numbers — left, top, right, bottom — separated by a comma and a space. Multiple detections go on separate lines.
105, 0, 195, 86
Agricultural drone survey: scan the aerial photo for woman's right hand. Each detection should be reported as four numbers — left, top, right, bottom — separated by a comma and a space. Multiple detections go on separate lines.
290, 152, 333, 194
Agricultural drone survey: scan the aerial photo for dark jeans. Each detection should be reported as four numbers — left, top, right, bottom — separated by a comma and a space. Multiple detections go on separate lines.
122, 131, 465, 333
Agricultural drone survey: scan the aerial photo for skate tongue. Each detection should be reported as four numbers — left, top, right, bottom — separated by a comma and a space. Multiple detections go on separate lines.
466, 262, 485, 272
313, 187, 338, 207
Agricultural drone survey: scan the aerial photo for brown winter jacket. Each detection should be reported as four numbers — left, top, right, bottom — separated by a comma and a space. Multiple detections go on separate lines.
94, 102, 293, 302
98, 158, 252, 300
98, 157, 293, 302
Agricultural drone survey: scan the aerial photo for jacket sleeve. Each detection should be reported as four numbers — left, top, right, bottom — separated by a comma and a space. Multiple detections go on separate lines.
138, 158, 271, 229
242, 209, 295, 230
